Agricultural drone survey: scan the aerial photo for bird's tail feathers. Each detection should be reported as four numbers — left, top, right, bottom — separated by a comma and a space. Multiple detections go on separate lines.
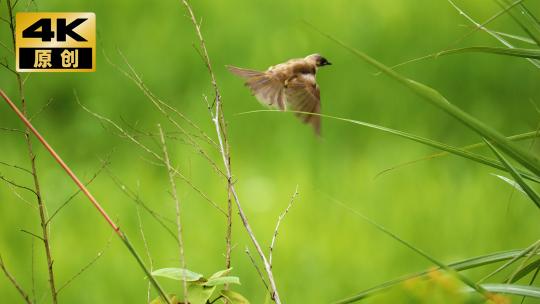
226, 65, 264, 79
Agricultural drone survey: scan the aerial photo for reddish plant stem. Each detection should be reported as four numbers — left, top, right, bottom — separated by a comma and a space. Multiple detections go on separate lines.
0, 89, 171, 304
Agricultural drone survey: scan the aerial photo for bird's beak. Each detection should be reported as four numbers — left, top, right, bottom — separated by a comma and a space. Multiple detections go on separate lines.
324, 61, 332, 66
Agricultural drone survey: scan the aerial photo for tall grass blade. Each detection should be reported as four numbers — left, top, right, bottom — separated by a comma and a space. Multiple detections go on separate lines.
305, 24, 540, 176
495, 0, 540, 46
239, 110, 540, 183
437, 46, 540, 59
484, 140, 540, 209
327, 196, 489, 303
446, 0, 540, 68
509, 259, 540, 283
333, 249, 532, 303
377, 131, 540, 179
467, 284, 540, 298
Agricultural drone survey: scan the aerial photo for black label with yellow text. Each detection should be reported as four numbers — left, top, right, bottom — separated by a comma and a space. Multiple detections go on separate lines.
16, 13, 95, 72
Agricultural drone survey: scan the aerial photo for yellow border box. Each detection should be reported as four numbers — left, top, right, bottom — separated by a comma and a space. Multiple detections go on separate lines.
16, 12, 96, 72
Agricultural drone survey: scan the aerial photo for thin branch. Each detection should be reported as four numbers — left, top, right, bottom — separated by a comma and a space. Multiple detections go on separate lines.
20, 229, 45, 242
76, 95, 226, 215
6, 183, 36, 209
0, 174, 38, 196
102, 48, 218, 150
29, 98, 53, 121
158, 124, 188, 302
114, 50, 224, 176
0, 160, 32, 175
46, 156, 111, 225
179, 1, 281, 302
245, 247, 270, 294
0, 60, 17, 75
136, 206, 153, 304
105, 167, 179, 240
0, 254, 32, 304
31, 240, 36, 303
0, 89, 172, 304
57, 234, 113, 294
0, 126, 25, 134
0, 39, 15, 54
269, 186, 299, 267
5, 0, 58, 300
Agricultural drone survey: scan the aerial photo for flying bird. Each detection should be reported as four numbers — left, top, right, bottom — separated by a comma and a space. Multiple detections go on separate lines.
227, 54, 331, 135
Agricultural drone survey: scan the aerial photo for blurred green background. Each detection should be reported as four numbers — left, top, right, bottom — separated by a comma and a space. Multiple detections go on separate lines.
1, 0, 540, 303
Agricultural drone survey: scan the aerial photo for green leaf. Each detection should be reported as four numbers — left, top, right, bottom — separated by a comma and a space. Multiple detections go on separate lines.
465, 284, 540, 298
204, 276, 240, 286
509, 259, 540, 283
208, 268, 233, 280
151, 268, 203, 282
436, 46, 540, 59
485, 140, 540, 209
186, 284, 216, 304
221, 290, 250, 304
491, 30, 537, 45
492, 174, 526, 194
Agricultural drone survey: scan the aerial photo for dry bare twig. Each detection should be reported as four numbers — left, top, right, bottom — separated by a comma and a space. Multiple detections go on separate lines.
136, 206, 154, 304
0, 254, 32, 304
76, 94, 226, 216
179, 1, 282, 301
56, 233, 114, 294
244, 247, 270, 294
46, 156, 111, 225
269, 186, 299, 267
158, 124, 188, 301
4, 1, 58, 300
0, 89, 172, 304
0, 160, 33, 175
114, 50, 225, 177
106, 167, 177, 233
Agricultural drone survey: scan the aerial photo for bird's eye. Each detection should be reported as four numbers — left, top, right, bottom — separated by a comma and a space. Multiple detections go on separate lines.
318, 57, 330, 66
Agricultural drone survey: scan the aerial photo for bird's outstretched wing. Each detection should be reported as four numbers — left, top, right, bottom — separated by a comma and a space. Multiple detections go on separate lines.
285, 75, 321, 135
227, 65, 286, 110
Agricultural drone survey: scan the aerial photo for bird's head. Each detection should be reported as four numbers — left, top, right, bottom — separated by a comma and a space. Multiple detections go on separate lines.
305, 53, 332, 67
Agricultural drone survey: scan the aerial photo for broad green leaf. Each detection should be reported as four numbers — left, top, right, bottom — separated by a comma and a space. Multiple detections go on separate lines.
186, 284, 216, 304
492, 174, 526, 194
333, 249, 529, 303
221, 290, 250, 304
151, 268, 203, 282
509, 259, 540, 283
309, 25, 540, 177
208, 268, 233, 280
464, 284, 540, 298
204, 276, 240, 286
485, 140, 540, 209
436, 46, 540, 59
